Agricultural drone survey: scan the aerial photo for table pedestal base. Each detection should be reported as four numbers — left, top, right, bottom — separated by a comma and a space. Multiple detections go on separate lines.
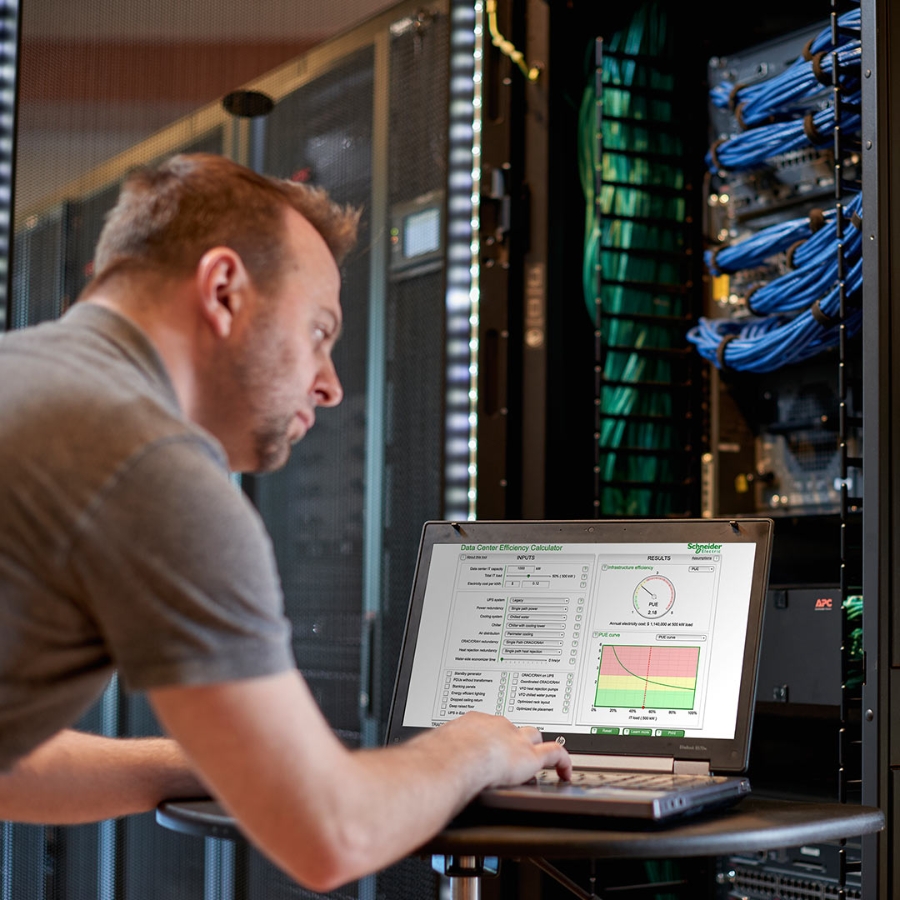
431, 854, 498, 900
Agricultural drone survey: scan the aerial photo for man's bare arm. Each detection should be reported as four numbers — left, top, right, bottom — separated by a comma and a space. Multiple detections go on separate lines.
150, 670, 570, 893
0, 730, 206, 823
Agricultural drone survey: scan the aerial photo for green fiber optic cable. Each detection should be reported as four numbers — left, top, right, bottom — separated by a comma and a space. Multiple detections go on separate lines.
843, 595, 864, 689
581, 1, 688, 515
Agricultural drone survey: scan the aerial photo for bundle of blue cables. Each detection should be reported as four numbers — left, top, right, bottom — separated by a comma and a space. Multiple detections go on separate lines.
707, 92, 861, 172
687, 257, 862, 372
793, 191, 862, 269
705, 209, 829, 275
694, 9, 863, 373
726, 42, 859, 128
748, 226, 861, 314
706, 192, 862, 275
710, 9, 860, 127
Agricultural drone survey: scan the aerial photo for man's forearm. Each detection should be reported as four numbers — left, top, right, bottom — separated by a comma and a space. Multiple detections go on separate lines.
0, 730, 205, 824
150, 672, 569, 893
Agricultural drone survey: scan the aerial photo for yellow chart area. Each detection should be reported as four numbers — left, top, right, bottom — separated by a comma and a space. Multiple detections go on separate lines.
594, 644, 699, 709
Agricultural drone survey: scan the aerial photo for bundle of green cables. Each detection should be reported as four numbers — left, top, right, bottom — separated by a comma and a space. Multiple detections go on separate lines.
579, 2, 689, 516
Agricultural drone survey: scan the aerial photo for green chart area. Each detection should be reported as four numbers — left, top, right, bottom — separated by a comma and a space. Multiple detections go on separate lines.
595, 644, 699, 710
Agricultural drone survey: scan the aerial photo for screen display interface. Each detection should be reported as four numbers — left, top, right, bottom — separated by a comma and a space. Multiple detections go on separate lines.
402, 539, 757, 741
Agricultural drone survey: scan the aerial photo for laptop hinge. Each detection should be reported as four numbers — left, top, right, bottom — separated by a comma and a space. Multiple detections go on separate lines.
673, 759, 711, 775
567, 754, 674, 773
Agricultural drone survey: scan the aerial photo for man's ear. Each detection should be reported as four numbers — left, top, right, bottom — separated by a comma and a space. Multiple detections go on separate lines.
195, 247, 251, 339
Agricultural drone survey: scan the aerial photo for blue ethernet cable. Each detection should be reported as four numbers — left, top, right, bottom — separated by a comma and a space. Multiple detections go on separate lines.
706, 192, 861, 275
710, 9, 861, 118
687, 258, 863, 372
705, 208, 835, 275
726, 43, 860, 128
791, 192, 862, 268
747, 227, 861, 314
707, 93, 861, 172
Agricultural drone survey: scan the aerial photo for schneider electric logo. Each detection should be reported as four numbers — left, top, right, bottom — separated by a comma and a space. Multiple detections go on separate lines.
687, 542, 722, 553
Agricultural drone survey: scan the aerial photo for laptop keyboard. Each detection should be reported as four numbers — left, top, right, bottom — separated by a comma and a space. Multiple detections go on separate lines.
536, 770, 727, 790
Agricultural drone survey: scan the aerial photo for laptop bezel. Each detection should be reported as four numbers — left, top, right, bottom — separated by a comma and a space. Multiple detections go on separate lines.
386, 518, 773, 773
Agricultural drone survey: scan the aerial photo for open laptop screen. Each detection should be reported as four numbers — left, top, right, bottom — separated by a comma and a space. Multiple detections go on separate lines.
387, 519, 773, 773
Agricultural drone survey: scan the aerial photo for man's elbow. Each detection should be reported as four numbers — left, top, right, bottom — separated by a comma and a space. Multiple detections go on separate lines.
297, 864, 354, 895
283, 844, 361, 893
282, 818, 384, 892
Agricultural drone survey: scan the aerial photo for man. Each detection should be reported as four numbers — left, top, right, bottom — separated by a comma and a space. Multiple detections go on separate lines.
0, 154, 570, 891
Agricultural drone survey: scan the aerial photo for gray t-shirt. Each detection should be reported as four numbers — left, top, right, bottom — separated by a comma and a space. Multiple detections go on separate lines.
0, 303, 295, 769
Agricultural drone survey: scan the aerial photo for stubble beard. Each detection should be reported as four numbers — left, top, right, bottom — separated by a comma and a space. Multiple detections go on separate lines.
232, 309, 299, 474
250, 411, 295, 473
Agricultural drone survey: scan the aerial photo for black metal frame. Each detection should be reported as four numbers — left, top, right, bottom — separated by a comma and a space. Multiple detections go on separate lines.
860, 1, 892, 897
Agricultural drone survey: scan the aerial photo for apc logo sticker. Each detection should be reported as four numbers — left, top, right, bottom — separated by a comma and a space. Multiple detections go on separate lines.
815, 597, 834, 610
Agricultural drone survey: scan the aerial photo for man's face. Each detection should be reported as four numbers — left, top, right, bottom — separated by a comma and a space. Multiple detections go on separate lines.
223, 208, 344, 473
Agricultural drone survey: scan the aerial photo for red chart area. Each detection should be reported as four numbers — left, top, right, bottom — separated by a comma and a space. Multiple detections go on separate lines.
595, 644, 700, 709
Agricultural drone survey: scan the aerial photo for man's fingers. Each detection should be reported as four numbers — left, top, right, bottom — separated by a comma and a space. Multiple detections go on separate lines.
537, 741, 572, 780
516, 725, 543, 745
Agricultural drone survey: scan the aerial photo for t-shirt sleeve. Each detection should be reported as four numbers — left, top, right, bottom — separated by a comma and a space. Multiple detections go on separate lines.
68, 435, 295, 691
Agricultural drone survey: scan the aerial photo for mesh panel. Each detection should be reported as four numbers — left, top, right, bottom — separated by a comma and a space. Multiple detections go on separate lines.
236, 46, 374, 900
252, 45, 375, 747
1, 824, 47, 900
373, 16, 449, 900
387, 15, 450, 203
377, 0, 449, 737
10, 130, 224, 327
378, 272, 446, 721
120, 697, 207, 900
10, 209, 64, 327
53, 698, 116, 900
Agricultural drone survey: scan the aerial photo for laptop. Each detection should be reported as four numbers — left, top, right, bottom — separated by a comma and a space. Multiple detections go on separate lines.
386, 518, 773, 821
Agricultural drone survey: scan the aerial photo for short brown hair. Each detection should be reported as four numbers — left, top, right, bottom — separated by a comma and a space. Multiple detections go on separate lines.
90, 153, 360, 294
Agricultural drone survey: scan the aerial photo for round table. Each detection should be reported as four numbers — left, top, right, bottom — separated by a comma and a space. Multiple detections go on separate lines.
157, 796, 883, 899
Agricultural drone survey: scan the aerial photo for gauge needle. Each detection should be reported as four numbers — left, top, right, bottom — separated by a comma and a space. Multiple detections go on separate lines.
642, 585, 655, 598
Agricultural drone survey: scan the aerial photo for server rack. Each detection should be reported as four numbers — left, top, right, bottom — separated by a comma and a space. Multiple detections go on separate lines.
471, 0, 891, 897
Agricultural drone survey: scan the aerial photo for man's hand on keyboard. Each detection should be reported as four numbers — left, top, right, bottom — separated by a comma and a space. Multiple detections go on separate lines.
440, 712, 572, 788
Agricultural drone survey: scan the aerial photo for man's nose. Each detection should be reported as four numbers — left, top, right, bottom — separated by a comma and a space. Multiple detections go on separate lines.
316, 357, 343, 407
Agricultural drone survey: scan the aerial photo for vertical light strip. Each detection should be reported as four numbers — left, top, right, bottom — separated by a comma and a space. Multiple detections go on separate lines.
0, 0, 19, 330
467, 0, 484, 520
444, 0, 482, 520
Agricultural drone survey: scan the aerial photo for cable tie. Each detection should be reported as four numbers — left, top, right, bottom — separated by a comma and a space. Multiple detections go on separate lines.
802, 38, 816, 62
709, 137, 727, 172
744, 284, 763, 315
786, 239, 806, 269
728, 82, 747, 112
734, 102, 748, 131
708, 244, 727, 275
716, 333, 738, 369
850, 210, 863, 231
803, 112, 831, 145
811, 50, 831, 87
808, 208, 826, 232
811, 298, 838, 328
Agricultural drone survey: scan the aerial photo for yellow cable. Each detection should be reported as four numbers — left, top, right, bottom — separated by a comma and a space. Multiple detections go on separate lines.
485, 0, 541, 82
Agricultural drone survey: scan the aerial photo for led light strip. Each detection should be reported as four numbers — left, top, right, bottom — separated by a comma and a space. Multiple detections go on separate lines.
468, 0, 484, 520
444, 0, 483, 520
0, 0, 18, 331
